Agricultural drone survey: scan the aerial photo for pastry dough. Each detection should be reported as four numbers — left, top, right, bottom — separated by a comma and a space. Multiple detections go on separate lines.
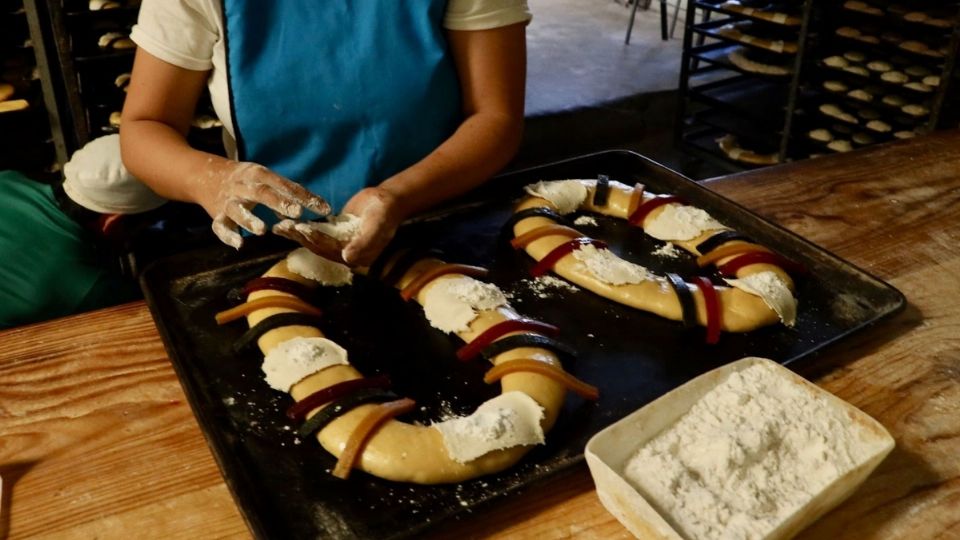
0, 83, 14, 102
0, 99, 29, 113
232, 257, 572, 484
510, 178, 797, 332
728, 47, 792, 76
717, 134, 780, 166
717, 23, 798, 54
719, 1, 802, 26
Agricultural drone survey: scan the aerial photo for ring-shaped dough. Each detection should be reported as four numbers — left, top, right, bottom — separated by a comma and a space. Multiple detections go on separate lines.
240, 256, 568, 484
512, 179, 797, 333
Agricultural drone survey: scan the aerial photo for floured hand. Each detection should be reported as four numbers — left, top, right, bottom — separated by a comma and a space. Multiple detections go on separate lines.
197, 161, 330, 249
340, 187, 405, 266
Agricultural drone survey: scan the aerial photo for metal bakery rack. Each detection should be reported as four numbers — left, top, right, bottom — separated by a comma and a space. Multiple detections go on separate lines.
676, 0, 960, 169
676, 0, 815, 171
22, 0, 225, 157
799, 0, 960, 157
1, 0, 68, 181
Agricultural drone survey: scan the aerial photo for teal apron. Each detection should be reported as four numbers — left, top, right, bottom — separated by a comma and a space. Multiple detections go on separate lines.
222, 0, 462, 212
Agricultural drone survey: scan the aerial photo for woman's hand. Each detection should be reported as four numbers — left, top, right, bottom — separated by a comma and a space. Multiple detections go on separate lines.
340, 186, 407, 266
196, 161, 331, 249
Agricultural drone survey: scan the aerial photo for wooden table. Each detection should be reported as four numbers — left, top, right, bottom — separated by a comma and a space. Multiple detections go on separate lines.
2, 133, 959, 539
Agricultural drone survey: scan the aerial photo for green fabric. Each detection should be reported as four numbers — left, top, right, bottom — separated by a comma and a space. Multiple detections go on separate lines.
0, 170, 138, 329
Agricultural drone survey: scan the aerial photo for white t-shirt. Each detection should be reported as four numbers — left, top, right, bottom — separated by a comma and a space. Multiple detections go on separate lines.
130, 0, 531, 158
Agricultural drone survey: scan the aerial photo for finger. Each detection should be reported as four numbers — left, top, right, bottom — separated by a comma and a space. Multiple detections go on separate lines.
212, 215, 243, 249
225, 200, 266, 236
260, 174, 332, 216
234, 181, 303, 219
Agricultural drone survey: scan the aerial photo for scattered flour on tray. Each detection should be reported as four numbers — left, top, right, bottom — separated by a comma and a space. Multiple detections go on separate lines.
514, 275, 580, 300
653, 242, 682, 259
572, 243, 656, 285
422, 276, 507, 333
624, 362, 883, 540
287, 247, 352, 286
573, 215, 598, 226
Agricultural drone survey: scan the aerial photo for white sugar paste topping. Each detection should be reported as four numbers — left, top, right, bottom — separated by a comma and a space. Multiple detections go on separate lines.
572, 243, 656, 285
433, 391, 545, 463
287, 247, 352, 286
725, 271, 797, 327
524, 180, 588, 215
262, 337, 349, 392
294, 213, 362, 243
422, 276, 508, 334
644, 204, 728, 242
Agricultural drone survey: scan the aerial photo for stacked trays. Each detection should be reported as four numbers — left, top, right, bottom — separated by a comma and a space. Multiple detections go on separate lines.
55, 0, 224, 154
1, 1, 57, 179
678, 0, 813, 170
801, 0, 960, 156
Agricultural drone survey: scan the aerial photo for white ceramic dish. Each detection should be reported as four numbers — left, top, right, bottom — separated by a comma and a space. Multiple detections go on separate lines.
585, 357, 894, 540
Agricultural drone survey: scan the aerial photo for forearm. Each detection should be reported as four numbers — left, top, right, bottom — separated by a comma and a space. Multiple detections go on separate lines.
120, 119, 232, 208
379, 111, 523, 217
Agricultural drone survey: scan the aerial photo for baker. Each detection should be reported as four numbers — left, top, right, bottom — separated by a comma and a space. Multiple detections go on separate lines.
0, 135, 165, 328
119, 0, 530, 266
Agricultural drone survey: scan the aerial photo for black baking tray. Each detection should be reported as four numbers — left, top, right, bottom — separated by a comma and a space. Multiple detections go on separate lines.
140, 150, 905, 540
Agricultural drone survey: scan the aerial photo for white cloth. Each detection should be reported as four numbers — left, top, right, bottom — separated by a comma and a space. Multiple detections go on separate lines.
130, 0, 532, 158
62, 134, 167, 214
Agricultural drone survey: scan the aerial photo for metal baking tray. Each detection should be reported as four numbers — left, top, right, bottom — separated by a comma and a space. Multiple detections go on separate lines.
140, 150, 905, 539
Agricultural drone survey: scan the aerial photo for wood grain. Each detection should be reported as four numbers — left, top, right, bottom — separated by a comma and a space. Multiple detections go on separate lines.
2, 132, 959, 539
0, 304, 249, 539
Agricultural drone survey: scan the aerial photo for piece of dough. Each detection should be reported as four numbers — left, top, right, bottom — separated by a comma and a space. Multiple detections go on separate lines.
827, 140, 854, 152
852, 132, 875, 145
881, 71, 908, 84
844, 65, 870, 77
239, 258, 569, 484
824, 56, 849, 68
514, 179, 793, 331
902, 104, 930, 117
922, 75, 941, 87
848, 89, 873, 102
882, 94, 906, 107
857, 108, 880, 121
866, 120, 891, 133
867, 61, 891, 72
729, 47, 792, 76
823, 80, 848, 93
98, 32, 135, 50
904, 12, 928, 22
905, 65, 931, 77
809, 129, 833, 142
904, 82, 934, 93
109, 111, 122, 127
717, 134, 780, 166
894, 130, 916, 139
0, 99, 29, 113
0, 83, 14, 102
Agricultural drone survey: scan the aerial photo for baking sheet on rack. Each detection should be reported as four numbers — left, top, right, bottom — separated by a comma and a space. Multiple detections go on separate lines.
140, 150, 905, 539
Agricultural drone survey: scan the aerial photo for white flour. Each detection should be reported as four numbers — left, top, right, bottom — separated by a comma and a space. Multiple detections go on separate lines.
572, 244, 656, 285
287, 247, 352, 286
524, 180, 588, 214
295, 213, 362, 243
653, 242, 682, 259
624, 362, 882, 540
644, 204, 727, 242
725, 271, 797, 327
573, 215, 598, 226
261, 337, 349, 392
522, 275, 579, 298
433, 391, 544, 463
421, 276, 507, 333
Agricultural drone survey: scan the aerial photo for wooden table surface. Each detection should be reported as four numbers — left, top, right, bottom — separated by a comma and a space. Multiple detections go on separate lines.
2, 132, 959, 539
